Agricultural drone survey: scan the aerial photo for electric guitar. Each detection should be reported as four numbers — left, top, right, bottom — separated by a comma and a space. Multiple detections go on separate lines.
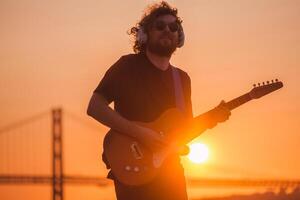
103, 79, 283, 186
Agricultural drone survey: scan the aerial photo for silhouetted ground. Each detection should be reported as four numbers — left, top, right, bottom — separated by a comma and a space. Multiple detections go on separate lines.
193, 187, 300, 200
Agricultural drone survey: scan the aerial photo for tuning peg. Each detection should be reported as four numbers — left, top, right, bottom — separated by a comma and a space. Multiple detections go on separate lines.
262, 82, 265, 85
271, 80, 274, 83
253, 84, 256, 87
258, 83, 261, 86
275, 79, 278, 82
267, 81, 270, 84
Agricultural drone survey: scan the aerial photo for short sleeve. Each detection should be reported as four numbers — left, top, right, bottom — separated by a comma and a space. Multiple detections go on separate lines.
93, 56, 125, 103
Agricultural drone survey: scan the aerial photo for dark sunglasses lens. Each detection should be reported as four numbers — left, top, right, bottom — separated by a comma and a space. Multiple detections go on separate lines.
169, 22, 179, 32
155, 21, 166, 31
154, 21, 179, 32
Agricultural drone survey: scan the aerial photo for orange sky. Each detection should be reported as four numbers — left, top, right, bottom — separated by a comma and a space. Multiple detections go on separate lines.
1, 0, 300, 199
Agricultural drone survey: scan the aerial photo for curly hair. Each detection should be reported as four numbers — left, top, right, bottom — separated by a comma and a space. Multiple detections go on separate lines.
128, 1, 183, 54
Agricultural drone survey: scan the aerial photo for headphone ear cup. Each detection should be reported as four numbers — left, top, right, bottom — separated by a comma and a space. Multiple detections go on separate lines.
137, 27, 148, 44
177, 25, 185, 48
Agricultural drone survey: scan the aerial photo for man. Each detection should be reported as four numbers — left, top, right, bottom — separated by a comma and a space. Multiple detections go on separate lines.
87, 2, 231, 200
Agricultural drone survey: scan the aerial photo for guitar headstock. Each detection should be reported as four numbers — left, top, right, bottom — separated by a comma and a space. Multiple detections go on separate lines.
249, 79, 284, 99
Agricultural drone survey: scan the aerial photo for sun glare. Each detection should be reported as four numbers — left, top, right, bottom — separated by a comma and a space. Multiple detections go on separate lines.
188, 143, 209, 164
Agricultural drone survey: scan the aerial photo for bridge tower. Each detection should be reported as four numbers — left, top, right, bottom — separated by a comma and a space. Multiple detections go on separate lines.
52, 108, 64, 200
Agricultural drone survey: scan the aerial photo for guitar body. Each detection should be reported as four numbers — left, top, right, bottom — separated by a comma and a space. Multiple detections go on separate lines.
104, 108, 188, 186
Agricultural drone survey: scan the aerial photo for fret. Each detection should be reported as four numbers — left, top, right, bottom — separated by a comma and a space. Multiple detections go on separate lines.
226, 93, 252, 110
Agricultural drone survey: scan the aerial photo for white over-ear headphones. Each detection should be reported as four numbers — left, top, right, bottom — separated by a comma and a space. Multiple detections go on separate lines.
137, 23, 185, 48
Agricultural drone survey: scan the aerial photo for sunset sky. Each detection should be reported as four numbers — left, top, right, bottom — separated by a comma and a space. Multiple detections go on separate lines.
1, 0, 300, 199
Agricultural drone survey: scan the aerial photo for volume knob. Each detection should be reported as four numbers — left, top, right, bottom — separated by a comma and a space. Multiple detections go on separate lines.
134, 166, 140, 172
125, 165, 131, 171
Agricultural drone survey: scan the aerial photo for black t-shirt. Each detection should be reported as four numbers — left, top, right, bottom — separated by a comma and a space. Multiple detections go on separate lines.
94, 52, 193, 121
94, 52, 193, 180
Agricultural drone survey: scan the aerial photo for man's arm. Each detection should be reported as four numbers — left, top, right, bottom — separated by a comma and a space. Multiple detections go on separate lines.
86, 92, 166, 150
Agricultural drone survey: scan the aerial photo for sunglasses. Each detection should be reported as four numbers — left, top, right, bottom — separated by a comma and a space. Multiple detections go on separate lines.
152, 20, 179, 33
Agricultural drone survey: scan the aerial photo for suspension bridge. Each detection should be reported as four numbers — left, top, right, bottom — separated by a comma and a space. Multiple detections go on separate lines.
0, 108, 299, 200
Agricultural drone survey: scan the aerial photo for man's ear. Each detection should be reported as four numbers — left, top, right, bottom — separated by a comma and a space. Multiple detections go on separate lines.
137, 26, 148, 44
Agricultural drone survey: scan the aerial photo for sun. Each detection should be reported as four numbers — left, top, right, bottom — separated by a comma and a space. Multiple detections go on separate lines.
188, 143, 209, 164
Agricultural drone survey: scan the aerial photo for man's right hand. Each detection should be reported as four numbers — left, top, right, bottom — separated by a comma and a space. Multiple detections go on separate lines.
134, 125, 167, 152
88, 93, 167, 152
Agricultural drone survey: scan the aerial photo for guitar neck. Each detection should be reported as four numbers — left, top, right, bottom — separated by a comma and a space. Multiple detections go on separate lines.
194, 92, 253, 123
226, 92, 252, 111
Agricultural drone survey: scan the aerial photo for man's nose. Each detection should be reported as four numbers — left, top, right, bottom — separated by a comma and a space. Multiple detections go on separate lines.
163, 25, 171, 32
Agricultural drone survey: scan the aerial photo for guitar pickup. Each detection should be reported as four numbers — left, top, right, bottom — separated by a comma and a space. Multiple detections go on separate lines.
131, 142, 143, 159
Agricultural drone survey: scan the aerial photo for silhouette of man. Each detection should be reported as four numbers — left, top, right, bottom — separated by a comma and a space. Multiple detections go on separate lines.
87, 2, 231, 200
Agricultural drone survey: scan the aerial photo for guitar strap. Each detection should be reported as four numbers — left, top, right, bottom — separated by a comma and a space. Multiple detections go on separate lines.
171, 66, 190, 155
171, 66, 186, 114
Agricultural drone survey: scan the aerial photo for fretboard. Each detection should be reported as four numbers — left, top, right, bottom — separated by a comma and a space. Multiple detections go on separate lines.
226, 93, 252, 110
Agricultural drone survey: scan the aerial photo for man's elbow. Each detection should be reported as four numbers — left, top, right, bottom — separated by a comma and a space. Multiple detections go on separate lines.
86, 103, 94, 117
87, 95, 97, 117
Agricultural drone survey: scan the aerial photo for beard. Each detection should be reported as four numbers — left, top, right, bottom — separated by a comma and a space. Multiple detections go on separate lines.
147, 35, 177, 57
